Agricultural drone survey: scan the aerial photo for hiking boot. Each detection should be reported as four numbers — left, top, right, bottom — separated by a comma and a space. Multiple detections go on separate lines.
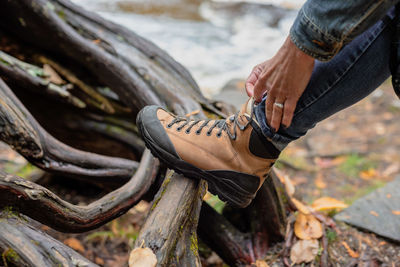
136, 99, 281, 208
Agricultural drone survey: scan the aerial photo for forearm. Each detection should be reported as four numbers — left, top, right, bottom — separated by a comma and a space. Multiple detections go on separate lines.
290, 0, 399, 61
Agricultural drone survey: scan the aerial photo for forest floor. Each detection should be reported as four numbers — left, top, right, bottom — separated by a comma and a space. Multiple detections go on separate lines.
1, 81, 400, 266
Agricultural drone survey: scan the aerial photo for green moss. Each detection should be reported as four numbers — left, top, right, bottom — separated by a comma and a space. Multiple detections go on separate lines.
2, 248, 21, 264
339, 154, 377, 178
16, 163, 39, 179
151, 173, 172, 211
190, 233, 199, 257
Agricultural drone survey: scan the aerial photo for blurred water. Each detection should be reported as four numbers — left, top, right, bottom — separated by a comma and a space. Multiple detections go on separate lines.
72, 0, 303, 96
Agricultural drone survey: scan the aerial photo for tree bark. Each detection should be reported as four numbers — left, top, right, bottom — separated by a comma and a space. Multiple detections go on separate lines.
0, 212, 98, 267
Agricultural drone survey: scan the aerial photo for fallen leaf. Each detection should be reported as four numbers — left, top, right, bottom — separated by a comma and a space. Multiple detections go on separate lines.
294, 213, 323, 240
290, 239, 319, 264
341, 241, 359, 258
254, 260, 269, 267
43, 64, 65, 85
95, 257, 105, 265
129, 247, 157, 267
311, 197, 348, 212
392, 210, 400, 215
92, 39, 101, 44
370, 211, 379, 217
378, 241, 387, 246
387, 193, 392, 199
314, 172, 326, 189
64, 238, 85, 253
291, 198, 311, 214
360, 168, 377, 180
274, 168, 295, 197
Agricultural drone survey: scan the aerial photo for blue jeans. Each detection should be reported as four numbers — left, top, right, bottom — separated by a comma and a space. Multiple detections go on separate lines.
255, 9, 396, 150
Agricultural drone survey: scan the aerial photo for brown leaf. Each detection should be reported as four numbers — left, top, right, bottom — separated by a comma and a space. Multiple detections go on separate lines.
291, 198, 311, 215
392, 210, 400, 215
370, 211, 379, 217
294, 213, 323, 240
290, 239, 319, 264
314, 172, 327, 189
254, 260, 269, 267
274, 168, 295, 197
64, 238, 85, 253
129, 247, 157, 267
95, 257, 105, 265
341, 241, 359, 258
360, 168, 377, 180
43, 64, 65, 85
311, 197, 348, 212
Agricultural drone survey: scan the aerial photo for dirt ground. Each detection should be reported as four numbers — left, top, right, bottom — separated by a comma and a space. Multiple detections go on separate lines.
1, 81, 400, 266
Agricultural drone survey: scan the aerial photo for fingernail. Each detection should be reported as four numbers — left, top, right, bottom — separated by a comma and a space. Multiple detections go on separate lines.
271, 128, 276, 134
282, 125, 288, 129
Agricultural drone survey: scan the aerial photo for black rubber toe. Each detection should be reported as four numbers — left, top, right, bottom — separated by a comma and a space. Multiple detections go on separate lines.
137, 105, 179, 158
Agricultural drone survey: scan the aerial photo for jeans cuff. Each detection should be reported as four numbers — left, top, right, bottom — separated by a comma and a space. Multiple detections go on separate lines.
254, 99, 293, 151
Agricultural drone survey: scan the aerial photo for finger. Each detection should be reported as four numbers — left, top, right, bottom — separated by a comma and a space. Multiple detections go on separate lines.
281, 98, 297, 128
245, 66, 262, 97
270, 97, 285, 131
265, 94, 275, 128
253, 69, 274, 102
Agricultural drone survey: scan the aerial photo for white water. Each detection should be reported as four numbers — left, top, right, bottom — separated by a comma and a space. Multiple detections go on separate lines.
72, 0, 303, 96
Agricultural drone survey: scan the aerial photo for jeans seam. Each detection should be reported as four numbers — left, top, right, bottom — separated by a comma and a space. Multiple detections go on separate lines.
293, 22, 387, 117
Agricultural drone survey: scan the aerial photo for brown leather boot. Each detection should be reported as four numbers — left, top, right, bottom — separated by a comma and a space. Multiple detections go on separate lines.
136, 99, 280, 208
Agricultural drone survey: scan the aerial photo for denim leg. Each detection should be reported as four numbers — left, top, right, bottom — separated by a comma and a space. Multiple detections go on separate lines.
255, 10, 396, 150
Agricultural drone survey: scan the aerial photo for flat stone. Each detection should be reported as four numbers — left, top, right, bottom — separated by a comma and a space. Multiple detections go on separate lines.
335, 177, 400, 242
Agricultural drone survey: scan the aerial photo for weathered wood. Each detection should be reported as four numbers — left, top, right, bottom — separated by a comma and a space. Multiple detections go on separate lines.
0, 212, 98, 267
135, 172, 206, 266
0, 150, 158, 232
0, 78, 138, 184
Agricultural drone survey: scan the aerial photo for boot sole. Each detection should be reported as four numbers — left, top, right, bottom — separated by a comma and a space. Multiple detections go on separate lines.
137, 110, 258, 208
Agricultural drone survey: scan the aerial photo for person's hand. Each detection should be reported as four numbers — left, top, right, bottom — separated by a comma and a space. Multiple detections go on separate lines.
245, 36, 315, 131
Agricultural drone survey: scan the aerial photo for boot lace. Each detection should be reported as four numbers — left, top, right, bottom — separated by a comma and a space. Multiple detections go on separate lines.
166, 103, 255, 140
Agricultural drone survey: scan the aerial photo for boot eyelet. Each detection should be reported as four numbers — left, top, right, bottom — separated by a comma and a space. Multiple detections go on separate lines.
176, 127, 183, 132
206, 131, 212, 136
216, 132, 222, 138
195, 130, 201, 135
166, 124, 172, 128
185, 129, 191, 134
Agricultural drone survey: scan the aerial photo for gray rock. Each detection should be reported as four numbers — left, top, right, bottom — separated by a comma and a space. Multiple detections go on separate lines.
213, 79, 248, 107
335, 177, 400, 242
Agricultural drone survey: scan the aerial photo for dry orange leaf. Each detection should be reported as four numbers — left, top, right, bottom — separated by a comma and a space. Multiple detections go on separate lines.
370, 211, 379, 217
359, 168, 377, 180
392, 210, 400, 215
254, 260, 269, 267
311, 197, 348, 212
64, 238, 85, 253
274, 168, 295, 196
291, 198, 311, 215
314, 172, 327, 189
294, 213, 323, 240
341, 241, 359, 258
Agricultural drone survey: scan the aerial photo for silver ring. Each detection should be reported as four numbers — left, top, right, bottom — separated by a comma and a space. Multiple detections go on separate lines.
274, 102, 284, 108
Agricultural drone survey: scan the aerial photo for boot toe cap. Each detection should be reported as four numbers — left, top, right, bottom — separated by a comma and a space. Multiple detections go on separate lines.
137, 105, 179, 158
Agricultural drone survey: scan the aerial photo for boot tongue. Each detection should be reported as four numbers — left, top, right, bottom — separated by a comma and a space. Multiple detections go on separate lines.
238, 98, 259, 124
